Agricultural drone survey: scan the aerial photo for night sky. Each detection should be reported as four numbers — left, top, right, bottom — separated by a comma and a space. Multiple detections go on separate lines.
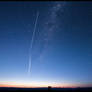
0, 1, 92, 87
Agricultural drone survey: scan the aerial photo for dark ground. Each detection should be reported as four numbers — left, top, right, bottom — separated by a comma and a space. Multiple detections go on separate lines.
0, 87, 92, 92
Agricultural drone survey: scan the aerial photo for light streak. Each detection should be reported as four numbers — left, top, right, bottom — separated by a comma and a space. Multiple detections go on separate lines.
28, 11, 39, 75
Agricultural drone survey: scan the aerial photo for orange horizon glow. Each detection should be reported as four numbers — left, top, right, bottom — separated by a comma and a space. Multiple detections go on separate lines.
0, 82, 92, 88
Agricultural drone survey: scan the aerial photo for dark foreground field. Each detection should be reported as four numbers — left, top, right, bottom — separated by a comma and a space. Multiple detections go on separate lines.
0, 87, 92, 92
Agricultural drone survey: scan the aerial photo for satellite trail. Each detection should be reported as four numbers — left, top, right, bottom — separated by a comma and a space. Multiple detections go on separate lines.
28, 12, 39, 75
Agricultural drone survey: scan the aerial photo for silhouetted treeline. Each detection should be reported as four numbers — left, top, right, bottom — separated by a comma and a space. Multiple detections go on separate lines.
0, 87, 92, 92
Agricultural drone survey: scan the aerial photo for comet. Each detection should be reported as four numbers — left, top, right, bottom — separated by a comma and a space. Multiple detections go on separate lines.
28, 11, 39, 75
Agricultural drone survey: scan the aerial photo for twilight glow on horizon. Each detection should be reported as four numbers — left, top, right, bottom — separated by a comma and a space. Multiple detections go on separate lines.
0, 1, 92, 88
